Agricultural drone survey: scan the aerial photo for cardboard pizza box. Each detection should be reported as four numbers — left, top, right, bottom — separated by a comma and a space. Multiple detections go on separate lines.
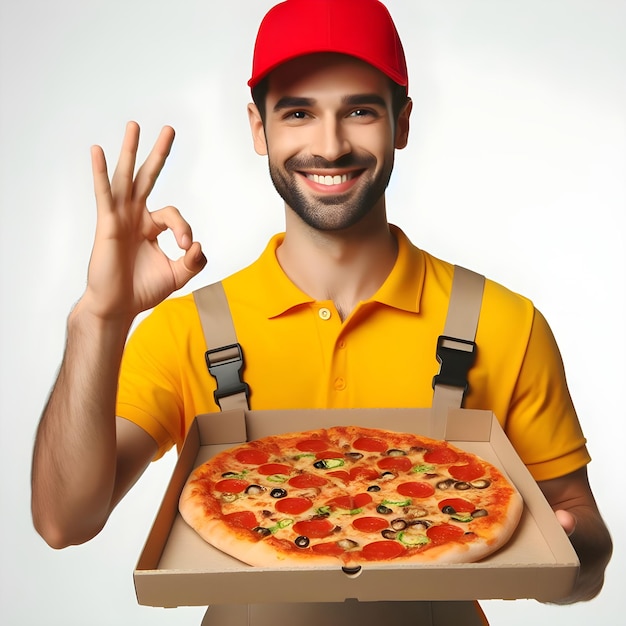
134, 407, 578, 612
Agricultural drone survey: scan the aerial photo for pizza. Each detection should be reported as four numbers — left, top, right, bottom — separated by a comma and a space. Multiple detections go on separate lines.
179, 426, 523, 568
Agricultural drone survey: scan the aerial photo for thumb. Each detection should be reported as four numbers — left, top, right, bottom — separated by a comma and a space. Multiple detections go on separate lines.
173, 241, 207, 287
555, 509, 577, 537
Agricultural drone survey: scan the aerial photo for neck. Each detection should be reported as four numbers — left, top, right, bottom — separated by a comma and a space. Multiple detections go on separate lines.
276, 204, 398, 319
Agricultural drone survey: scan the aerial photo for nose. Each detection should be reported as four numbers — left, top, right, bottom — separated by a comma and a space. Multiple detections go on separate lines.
310, 114, 351, 163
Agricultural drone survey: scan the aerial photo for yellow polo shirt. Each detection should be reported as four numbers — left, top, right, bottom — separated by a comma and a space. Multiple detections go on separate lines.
117, 226, 589, 481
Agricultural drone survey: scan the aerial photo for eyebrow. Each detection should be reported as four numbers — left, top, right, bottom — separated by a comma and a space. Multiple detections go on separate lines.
272, 93, 388, 113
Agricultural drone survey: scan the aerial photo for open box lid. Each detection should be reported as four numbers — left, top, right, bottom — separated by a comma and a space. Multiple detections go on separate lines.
134, 406, 578, 607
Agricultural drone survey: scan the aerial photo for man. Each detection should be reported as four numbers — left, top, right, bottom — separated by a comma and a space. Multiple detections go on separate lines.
31, 0, 611, 622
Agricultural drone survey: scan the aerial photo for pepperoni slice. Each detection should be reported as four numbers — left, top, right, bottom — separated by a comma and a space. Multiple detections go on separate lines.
377, 456, 412, 472
427, 523, 465, 544
288, 474, 328, 489
327, 493, 372, 510
449, 462, 485, 482
354, 492, 374, 508
311, 542, 345, 556
258, 463, 291, 476
396, 481, 436, 498
274, 497, 312, 515
296, 439, 330, 452
423, 447, 459, 464
352, 517, 389, 533
438, 498, 475, 513
235, 449, 270, 465
223, 510, 257, 530
326, 495, 354, 510
315, 450, 344, 460
361, 540, 406, 560
327, 470, 351, 483
214, 478, 248, 493
349, 466, 380, 481
293, 518, 335, 538
352, 437, 387, 453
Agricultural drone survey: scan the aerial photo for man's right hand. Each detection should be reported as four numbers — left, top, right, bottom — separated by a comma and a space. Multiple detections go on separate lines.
81, 121, 206, 322
31, 122, 206, 548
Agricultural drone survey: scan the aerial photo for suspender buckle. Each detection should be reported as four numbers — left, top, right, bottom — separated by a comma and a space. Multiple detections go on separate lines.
432, 335, 477, 393
205, 343, 250, 407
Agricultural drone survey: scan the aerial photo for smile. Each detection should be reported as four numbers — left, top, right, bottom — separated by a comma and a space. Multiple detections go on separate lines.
304, 172, 357, 186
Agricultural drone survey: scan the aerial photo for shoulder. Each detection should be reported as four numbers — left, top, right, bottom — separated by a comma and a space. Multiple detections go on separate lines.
139, 292, 199, 327
127, 292, 202, 349
416, 245, 536, 330
482, 276, 535, 327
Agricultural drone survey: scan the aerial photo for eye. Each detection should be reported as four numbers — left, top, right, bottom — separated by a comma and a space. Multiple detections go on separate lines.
349, 108, 377, 118
286, 110, 308, 120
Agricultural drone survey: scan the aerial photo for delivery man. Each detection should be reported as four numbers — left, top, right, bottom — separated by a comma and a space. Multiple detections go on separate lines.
31, 0, 612, 623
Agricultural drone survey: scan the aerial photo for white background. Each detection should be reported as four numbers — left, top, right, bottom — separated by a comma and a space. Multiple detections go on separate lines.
1, 0, 624, 624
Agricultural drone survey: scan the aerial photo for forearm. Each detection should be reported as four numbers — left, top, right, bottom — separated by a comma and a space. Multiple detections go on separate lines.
31, 301, 132, 548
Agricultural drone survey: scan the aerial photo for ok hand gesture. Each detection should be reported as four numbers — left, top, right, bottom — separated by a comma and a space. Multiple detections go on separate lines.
82, 121, 206, 322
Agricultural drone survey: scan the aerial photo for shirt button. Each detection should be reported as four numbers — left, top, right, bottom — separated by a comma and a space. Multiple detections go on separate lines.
334, 377, 346, 391
319, 307, 332, 321
338, 340, 347, 349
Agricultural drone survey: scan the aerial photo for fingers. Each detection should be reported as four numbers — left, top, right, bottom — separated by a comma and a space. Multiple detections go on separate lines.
132, 125, 176, 204
145, 205, 194, 250
98, 122, 175, 214
144, 206, 206, 287
110, 121, 141, 204
90, 145, 113, 213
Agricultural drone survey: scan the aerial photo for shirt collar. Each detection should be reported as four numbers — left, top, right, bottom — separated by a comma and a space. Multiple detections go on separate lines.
369, 224, 425, 314
250, 225, 425, 318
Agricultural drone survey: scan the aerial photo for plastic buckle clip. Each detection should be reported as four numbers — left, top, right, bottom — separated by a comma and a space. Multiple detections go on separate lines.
432, 335, 477, 393
205, 343, 250, 407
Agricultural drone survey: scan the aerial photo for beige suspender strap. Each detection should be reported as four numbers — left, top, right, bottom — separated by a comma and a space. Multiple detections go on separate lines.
193, 267, 483, 418
431, 265, 485, 439
193, 282, 250, 411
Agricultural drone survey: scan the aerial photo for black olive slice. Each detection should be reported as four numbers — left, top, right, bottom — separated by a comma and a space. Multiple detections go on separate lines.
409, 519, 432, 530
436, 479, 456, 490
344, 452, 364, 461
470, 479, 491, 489
454, 481, 471, 491
390, 518, 408, 531
245, 484, 265, 495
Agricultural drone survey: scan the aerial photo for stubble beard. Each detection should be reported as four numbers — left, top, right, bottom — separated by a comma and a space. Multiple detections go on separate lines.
268, 153, 394, 232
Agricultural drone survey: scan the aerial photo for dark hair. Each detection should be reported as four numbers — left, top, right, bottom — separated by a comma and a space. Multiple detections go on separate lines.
251, 76, 410, 125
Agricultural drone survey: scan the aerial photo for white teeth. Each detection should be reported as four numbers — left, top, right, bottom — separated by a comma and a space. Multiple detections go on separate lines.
307, 173, 350, 186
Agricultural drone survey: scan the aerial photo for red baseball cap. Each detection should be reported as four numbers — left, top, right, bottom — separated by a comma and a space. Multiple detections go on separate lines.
248, 0, 408, 90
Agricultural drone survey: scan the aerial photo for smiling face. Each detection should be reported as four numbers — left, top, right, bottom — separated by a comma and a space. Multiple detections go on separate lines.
248, 53, 411, 232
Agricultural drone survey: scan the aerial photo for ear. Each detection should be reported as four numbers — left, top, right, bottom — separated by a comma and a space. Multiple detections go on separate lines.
394, 97, 412, 150
247, 103, 268, 156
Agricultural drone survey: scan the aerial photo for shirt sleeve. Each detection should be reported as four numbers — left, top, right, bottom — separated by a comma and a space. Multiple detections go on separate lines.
504, 308, 590, 481
116, 304, 187, 460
